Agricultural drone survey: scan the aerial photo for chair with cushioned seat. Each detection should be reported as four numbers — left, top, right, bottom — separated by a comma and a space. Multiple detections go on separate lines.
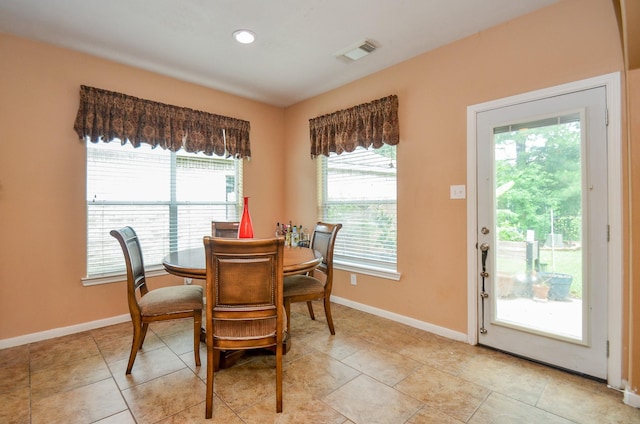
110, 226, 203, 374
283, 222, 342, 335
203, 236, 285, 418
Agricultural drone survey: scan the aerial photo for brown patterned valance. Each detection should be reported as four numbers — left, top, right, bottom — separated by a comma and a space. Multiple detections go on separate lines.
309, 95, 399, 158
73, 85, 251, 158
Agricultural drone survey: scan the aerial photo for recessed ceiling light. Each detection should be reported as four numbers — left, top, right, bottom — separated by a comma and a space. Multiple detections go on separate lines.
233, 30, 256, 44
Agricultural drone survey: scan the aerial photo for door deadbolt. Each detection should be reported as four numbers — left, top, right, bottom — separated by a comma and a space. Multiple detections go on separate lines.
481, 227, 490, 234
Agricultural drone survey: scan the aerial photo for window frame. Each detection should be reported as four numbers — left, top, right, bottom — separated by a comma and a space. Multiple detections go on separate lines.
82, 141, 243, 286
317, 146, 401, 281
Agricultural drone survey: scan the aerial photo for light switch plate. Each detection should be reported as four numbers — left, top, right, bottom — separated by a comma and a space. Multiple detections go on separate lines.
450, 185, 466, 199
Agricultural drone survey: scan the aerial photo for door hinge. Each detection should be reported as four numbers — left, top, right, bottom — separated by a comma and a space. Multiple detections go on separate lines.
607, 224, 610, 242
606, 340, 610, 358
605, 108, 609, 126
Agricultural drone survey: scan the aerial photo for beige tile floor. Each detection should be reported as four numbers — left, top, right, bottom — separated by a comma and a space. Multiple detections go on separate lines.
1, 301, 638, 424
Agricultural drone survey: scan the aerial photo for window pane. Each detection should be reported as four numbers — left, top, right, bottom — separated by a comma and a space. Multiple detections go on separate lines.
175, 152, 237, 202
319, 145, 397, 270
86, 141, 241, 277
176, 204, 237, 250
88, 142, 170, 202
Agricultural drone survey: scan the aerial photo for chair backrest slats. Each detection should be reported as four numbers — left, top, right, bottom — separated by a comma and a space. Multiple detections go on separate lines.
211, 221, 240, 238
110, 226, 147, 314
311, 222, 342, 272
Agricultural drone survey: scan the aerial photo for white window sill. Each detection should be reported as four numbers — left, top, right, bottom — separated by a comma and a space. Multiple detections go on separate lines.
81, 266, 167, 286
334, 260, 401, 281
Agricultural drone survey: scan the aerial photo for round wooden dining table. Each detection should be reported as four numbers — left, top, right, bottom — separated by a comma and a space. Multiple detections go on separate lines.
162, 245, 322, 279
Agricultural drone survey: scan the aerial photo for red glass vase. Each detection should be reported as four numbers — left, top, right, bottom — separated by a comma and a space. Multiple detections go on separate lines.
238, 196, 254, 238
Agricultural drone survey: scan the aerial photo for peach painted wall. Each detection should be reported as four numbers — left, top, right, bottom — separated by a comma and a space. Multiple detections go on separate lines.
0, 34, 286, 339
285, 0, 623, 333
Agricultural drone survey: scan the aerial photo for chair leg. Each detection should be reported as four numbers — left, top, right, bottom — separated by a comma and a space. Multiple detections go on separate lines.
306, 301, 316, 320
193, 311, 202, 367
276, 339, 283, 413
323, 297, 335, 335
284, 299, 292, 335
139, 323, 149, 349
205, 346, 214, 419
126, 319, 143, 374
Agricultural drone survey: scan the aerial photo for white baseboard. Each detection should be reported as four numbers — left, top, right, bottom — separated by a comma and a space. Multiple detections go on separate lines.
624, 388, 640, 408
331, 295, 468, 342
0, 314, 131, 349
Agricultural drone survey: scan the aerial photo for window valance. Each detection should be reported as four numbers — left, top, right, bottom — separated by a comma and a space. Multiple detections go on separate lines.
73, 85, 251, 158
309, 95, 399, 158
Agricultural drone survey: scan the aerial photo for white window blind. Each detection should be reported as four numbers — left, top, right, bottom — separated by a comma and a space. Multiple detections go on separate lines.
318, 145, 397, 272
86, 141, 241, 278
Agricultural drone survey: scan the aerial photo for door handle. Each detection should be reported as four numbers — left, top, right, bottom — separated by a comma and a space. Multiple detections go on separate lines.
478, 243, 490, 336
480, 243, 489, 272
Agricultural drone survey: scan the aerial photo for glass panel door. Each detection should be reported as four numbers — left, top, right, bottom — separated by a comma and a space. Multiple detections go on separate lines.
476, 86, 608, 379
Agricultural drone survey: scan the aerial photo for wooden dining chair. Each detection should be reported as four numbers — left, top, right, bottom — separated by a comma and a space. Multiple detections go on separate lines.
203, 236, 285, 418
283, 222, 342, 335
110, 226, 203, 374
211, 221, 240, 238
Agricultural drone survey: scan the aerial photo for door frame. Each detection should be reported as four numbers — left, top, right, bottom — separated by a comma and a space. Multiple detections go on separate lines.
466, 72, 623, 388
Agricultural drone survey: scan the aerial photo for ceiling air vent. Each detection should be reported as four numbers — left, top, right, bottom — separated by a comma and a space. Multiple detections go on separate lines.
337, 40, 377, 62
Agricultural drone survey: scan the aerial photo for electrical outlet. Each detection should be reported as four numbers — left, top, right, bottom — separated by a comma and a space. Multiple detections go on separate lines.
184, 277, 193, 285
350, 274, 357, 285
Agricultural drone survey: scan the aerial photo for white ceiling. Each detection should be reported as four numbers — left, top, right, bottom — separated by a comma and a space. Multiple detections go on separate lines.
0, 0, 559, 107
